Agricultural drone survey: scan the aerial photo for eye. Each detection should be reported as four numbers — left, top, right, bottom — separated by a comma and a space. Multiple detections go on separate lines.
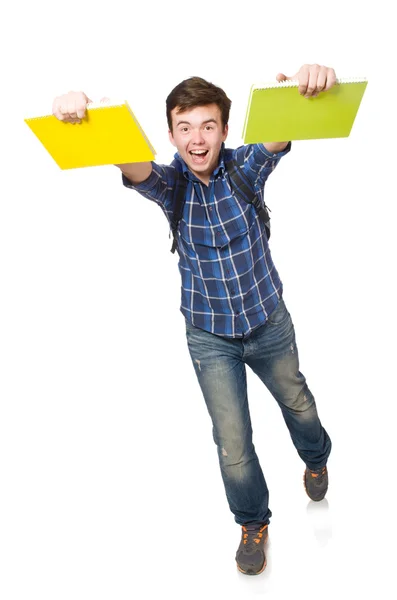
205, 125, 214, 131
179, 126, 189, 133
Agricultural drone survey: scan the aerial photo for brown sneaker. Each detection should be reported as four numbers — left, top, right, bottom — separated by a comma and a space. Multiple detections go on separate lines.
235, 523, 268, 575
304, 466, 328, 501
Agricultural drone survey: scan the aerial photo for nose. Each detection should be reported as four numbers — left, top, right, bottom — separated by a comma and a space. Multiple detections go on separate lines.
191, 128, 205, 144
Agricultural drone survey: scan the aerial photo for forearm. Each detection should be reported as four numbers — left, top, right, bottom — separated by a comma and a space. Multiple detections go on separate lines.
263, 141, 290, 154
115, 161, 153, 184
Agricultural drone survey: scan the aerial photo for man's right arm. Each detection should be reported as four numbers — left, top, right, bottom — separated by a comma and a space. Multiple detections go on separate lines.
114, 161, 152, 184
52, 91, 153, 184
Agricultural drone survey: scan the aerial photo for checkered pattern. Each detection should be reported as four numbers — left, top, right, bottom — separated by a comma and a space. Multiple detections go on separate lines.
122, 142, 291, 337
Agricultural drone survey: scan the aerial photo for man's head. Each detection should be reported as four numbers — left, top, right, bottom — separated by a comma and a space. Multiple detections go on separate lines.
166, 77, 232, 182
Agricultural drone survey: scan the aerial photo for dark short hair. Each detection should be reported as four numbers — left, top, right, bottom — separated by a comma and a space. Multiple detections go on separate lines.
166, 76, 232, 131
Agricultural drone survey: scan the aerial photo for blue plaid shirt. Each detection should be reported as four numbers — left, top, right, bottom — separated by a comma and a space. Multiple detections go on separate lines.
122, 142, 291, 338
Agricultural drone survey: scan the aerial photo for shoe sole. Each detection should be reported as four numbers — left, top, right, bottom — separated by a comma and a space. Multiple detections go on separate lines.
236, 531, 268, 575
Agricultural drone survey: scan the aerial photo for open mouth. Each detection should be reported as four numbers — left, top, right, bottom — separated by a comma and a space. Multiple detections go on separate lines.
189, 150, 209, 163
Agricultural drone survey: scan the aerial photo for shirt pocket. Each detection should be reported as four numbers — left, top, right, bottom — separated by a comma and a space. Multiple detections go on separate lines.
178, 204, 212, 247
178, 193, 257, 248
222, 196, 257, 239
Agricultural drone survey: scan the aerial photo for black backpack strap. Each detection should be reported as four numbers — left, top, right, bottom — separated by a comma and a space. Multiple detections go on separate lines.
225, 159, 271, 240
169, 158, 271, 255
169, 170, 188, 253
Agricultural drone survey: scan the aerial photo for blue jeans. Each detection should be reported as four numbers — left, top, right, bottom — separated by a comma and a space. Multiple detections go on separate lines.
185, 297, 332, 526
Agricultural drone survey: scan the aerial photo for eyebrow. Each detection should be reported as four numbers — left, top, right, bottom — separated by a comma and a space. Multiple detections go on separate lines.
176, 118, 218, 126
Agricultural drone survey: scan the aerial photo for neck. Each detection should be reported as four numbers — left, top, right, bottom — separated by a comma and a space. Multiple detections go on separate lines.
196, 174, 210, 185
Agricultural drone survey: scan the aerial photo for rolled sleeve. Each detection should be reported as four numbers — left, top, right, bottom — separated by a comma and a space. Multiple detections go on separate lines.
121, 162, 176, 213
259, 141, 292, 160
234, 142, 291, 189
122, 162, 163, 193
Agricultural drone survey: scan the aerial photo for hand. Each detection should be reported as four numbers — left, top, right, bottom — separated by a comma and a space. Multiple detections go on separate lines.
52, 91, 93, 123
276, 64, 337, 98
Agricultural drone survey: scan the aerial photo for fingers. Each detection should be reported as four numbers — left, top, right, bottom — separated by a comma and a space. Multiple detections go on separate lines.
52, 91, 92, 123
314, 66, 328, 95
296, 64, 310, 96
306, 64, 322, 97
323, 67, 337, 91
295, 64, 337, 98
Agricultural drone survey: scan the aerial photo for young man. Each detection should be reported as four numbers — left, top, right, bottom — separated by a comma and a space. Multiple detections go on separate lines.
53, 64, 335, 576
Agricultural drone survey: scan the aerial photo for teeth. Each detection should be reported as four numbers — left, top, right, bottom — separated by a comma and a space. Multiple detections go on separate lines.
191, 150, 207, 155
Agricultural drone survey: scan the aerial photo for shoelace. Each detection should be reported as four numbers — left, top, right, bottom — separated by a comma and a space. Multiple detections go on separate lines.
309, 466, 327, 479
241, 524, 268, 551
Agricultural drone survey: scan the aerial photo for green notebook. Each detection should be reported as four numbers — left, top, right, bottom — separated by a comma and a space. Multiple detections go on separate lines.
242, 77, 367, 143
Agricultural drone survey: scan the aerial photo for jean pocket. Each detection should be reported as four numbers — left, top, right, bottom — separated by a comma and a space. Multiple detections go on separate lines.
267, 298, 289, 325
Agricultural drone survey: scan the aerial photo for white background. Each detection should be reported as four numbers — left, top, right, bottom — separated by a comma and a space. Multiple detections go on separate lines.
1, 1, 396, 598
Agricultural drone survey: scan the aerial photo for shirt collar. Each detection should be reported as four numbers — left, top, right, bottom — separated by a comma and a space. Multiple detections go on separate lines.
174, 143, 226, 181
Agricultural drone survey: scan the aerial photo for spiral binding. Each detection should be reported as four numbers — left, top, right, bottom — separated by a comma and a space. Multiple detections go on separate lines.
252, 77, 367, 90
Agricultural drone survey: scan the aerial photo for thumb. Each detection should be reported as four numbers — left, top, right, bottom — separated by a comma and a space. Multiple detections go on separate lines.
276, 72, 289, 82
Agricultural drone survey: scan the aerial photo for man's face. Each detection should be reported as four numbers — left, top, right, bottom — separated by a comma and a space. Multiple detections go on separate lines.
168, 104, 229, 182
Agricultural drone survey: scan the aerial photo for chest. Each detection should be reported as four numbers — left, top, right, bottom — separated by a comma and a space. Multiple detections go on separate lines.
178, 177, 257, 248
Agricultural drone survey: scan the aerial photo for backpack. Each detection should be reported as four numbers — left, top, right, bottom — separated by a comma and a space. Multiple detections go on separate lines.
170, 157, 271, 254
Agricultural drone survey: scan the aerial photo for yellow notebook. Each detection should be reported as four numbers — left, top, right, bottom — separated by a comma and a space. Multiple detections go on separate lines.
25, 101, 156, 169
242, 77, 368, 143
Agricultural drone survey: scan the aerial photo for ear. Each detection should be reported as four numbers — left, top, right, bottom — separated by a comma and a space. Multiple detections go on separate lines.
168, 129, 177, 147
222, 123, 229, 142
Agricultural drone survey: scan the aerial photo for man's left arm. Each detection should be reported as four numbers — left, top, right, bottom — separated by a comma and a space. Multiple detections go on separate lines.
263, 64, 337, 155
